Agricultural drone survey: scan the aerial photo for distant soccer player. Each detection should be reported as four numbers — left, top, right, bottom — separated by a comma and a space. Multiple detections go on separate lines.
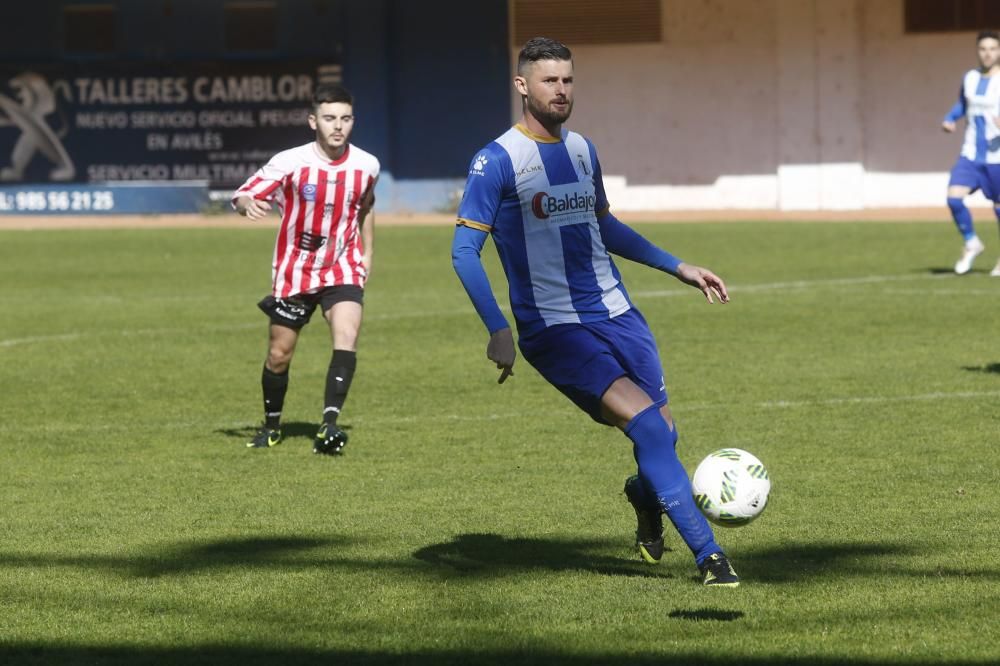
451, 38, 740, 586
941, 30, 1000, 276
233, 83, 379, 454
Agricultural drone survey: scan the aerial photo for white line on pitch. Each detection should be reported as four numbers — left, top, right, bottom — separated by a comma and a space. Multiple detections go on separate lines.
7, 388, 999, 434
679, 389, 1000, 412
882, 288, 1000, 296
0, 333, 85, 348
633, 273, 951, 298
0, 310, 471, 349
351, 389, 1000, 424
0, 273, 970, 349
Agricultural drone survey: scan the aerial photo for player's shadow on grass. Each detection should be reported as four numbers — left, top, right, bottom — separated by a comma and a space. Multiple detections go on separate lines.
734, 541, 998, 583
739, 541, 905, 583
217, 421, 353, 441
924, 266, 992, 275
412, 533, 670, 579
0, 536, 345, 579
668, 608, 744, 622
962, 362, 1000, 374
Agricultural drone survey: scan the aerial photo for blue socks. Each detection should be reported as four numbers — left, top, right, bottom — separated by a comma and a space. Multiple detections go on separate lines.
624, 404, 720, 565
948, 197, 977, 241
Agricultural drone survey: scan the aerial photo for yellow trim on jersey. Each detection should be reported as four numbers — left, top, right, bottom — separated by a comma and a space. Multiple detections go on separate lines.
514, 123, 562, 144
457, 218, 492, 232
596, 205, 610, 218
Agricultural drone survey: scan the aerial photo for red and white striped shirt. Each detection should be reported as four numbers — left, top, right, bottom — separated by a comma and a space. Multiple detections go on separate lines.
234, 142, 380, 298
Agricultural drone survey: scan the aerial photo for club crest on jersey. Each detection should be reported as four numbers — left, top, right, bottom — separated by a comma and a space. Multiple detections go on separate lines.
531, 190, 597, 220
301, 183, 317, 201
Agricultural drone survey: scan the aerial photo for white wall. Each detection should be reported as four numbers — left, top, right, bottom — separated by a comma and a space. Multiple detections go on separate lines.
511, 0, 993, 210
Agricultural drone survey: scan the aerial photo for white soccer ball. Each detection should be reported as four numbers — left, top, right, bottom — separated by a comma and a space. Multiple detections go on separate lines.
691, 448, 770, 527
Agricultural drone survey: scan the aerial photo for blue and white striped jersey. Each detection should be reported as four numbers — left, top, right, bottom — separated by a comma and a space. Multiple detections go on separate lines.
946, 70, 1000, 164
457, 124, 632, 337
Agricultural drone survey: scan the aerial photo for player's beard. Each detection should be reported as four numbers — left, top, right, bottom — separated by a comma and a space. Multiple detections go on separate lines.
526, 94, 573, 127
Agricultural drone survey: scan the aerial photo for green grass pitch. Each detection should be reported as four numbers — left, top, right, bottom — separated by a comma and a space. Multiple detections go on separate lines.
1, 219, 998, 665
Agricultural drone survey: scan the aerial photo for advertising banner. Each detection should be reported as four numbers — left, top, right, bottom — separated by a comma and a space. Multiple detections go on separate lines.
0, 61, 339, 191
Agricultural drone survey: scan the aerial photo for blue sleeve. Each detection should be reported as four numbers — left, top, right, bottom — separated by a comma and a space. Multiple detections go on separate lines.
944, 84, 966, 122
598, 212, 683, 274
451, 224, 510, 334
457, 145, 507, 230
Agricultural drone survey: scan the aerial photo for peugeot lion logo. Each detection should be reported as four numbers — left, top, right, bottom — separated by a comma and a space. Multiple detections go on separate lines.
0, 72, 75, 181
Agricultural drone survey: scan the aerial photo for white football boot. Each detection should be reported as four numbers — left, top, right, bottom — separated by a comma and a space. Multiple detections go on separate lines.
955, 238, 985, 275
990, 258, 1000, 277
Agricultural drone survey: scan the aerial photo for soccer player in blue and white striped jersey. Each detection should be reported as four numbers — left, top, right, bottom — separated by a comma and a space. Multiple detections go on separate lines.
451, 38, 740, 586
941, 30, 1000, 276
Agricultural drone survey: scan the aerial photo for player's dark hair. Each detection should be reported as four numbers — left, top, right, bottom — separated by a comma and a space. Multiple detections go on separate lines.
312, 84, 353, 110
517, 37, 572, 76
977, 30, 1000, 44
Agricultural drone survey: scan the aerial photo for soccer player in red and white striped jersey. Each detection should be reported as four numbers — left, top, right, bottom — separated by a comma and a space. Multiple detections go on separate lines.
233, 84, 380, 455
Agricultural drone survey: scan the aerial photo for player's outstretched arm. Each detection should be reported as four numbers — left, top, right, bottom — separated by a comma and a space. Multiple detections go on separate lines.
597, 212, 682, 273
674, 263, 729, 304
451, 224, 515, 383
597, 212, 728, 304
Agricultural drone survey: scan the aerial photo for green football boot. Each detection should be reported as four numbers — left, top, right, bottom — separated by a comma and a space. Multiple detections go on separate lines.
699, 552, 740, 587
624, 475, 665, 564
247, 426, 282, 449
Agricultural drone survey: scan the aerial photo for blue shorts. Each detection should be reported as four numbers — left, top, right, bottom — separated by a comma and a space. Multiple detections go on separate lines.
948, 157, 1000, 202
518, 308, 667, 425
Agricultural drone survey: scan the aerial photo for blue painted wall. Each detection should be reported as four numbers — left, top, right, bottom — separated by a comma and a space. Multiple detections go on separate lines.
386, 0, 510, 179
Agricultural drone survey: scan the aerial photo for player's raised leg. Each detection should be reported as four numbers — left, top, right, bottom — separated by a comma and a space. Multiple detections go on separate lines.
314, 294, 363, 455
601, 378, 739, 587
249, 322, 300, 448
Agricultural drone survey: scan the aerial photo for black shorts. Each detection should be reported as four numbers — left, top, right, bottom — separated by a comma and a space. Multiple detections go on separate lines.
257, 285, 364, 329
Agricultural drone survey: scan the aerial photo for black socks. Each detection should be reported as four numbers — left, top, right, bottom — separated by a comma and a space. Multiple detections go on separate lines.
262, 365, 289, 429
324, 350, 357, 425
